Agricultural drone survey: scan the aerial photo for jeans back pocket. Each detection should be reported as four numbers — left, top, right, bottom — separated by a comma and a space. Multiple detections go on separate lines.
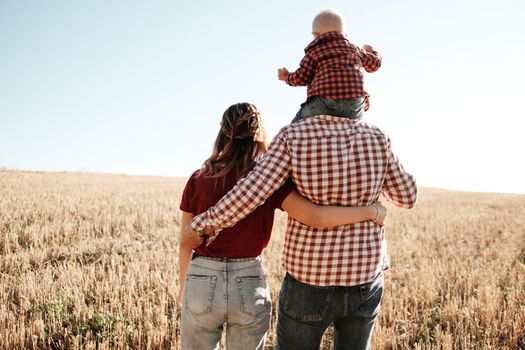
185, 275, 217, 316
282, 274, 334, 322
235, 276, 271, 317
357, 273, 384, 318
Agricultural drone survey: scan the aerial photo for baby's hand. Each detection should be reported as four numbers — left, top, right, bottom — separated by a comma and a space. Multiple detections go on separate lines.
362, 45, 374, 52
277, 67, 289, 81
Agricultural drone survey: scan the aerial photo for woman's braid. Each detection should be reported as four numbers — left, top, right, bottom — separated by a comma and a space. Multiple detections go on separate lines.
221, 104, 260, 140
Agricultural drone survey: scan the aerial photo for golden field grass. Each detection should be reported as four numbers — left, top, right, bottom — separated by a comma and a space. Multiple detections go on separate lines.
1, 170, 524, 349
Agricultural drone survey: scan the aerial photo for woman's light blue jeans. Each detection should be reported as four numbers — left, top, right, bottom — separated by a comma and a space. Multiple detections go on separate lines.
275, 272, 384, 350
181, 256, 271, 350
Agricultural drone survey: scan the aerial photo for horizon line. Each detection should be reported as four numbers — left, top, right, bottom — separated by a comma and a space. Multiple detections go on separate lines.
2, 167, 524, 196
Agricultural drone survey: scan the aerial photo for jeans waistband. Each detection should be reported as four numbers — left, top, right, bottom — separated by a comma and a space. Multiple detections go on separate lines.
192, 253, 260, 262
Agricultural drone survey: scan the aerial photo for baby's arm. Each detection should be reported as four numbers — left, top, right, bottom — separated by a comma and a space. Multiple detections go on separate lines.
278, 54, 315, 86
359, 44, 382, 73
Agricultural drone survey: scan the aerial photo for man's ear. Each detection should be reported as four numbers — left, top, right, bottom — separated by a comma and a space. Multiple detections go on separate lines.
312, 31, 320, 38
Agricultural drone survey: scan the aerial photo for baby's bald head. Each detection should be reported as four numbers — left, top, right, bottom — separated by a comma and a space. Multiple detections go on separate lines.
312, 9, 345, 37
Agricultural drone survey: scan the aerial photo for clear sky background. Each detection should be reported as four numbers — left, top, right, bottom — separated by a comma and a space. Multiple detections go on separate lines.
1, 0, 524, 194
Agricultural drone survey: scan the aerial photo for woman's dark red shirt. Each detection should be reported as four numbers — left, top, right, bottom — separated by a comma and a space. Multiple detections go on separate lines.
180, 171, 293, 258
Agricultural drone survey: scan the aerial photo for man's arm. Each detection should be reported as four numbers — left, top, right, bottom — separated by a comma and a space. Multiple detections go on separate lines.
285, 54, 315, 87
358, 45, 382, 73
189, 130, 292, 232
381, 138, 418, 208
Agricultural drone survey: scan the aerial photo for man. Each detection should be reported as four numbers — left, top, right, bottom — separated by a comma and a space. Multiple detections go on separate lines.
185, 115, 417, 349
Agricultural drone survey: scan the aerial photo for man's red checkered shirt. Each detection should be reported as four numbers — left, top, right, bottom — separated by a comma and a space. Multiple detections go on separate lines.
190, 116, 417, 287
286, 31, 382, 110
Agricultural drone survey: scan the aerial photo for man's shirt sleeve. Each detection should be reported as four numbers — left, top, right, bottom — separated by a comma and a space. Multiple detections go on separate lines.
381, 137, 418, 208
189, 130, 292, 231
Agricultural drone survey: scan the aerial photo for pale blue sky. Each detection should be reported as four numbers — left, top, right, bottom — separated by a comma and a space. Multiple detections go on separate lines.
1, 0, 524, 193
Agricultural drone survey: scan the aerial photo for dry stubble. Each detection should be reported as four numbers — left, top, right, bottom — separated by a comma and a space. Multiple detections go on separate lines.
1, 170, 524, 349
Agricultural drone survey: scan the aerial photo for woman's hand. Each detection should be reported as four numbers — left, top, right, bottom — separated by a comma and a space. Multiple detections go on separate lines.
371, 201, 387, 226
177, 285, 184, 309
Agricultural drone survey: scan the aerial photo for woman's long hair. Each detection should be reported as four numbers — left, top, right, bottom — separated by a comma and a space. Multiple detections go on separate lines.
198, 102, 265, 181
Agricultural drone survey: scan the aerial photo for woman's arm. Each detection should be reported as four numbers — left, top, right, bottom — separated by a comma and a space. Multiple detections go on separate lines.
281, 190, 386, 228
178, 211, 195, 307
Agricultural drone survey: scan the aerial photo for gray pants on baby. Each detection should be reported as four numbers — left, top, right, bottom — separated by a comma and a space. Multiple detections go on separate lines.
292, 96, 366, 123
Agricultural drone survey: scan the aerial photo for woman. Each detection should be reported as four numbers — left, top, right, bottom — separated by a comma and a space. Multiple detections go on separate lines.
178, 103, 385, 350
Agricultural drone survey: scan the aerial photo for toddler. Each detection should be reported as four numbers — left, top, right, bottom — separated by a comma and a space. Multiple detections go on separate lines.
278, 9, 382, 122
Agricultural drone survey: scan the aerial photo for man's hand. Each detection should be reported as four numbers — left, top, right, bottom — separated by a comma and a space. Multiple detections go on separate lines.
182, 225, 205, 249
362, 44, 374, 52
278, 67, 289, 81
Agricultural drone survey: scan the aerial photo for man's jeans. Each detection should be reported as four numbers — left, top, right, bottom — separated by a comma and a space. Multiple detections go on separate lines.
181, 256, 271, 350
292, 96, 366, 123
276, 272, 384, 350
